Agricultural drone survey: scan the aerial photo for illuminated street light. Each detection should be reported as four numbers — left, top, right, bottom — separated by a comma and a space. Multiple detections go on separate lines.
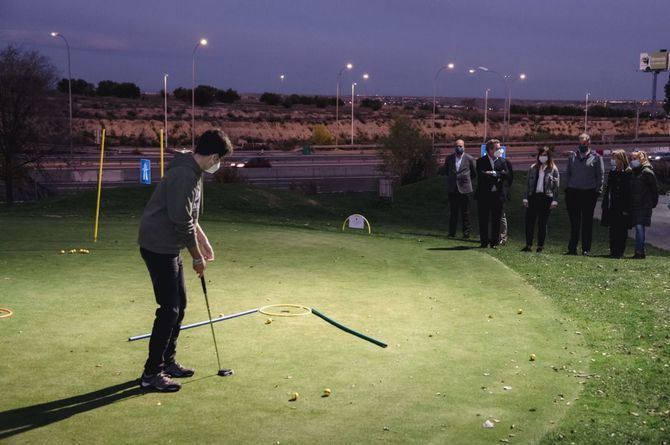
51, 32, 73, 152
351, 73, 370, 145
432, 63, 455, 150
192, 38, 208, 149
336, 63, 354, 146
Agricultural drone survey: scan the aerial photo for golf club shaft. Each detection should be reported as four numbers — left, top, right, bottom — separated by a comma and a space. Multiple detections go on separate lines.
201, 275, 223, 370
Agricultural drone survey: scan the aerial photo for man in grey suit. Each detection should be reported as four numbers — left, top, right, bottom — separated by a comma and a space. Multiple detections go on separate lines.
444, 139, 477, 238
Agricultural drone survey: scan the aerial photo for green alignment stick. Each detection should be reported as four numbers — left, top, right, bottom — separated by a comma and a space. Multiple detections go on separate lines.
311, 307, 388, 348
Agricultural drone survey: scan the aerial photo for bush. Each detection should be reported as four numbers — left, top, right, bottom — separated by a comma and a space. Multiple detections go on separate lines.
311, 124, 334, 145
260, 92, 282, 106
216, 88, 241, 103
380, 116, 436, 185
57, 78, 96, 96
97, 80, 140, 98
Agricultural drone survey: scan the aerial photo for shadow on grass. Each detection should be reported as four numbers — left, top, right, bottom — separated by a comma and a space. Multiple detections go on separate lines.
0, 379, 143, 439
427, 246, 480, 251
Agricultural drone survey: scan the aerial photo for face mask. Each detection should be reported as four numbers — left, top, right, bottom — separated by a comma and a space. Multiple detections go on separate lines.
455, 146, 464, 155
538, 155, 548, 164
494, 149, 502, 158
578, 145, 589, 154
610, 159, 617, 170
205, 156, 221, 174
630, 159, 641, 169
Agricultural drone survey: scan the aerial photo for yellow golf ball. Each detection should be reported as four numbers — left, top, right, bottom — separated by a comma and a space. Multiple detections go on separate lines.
529, 353, 537, 361
289, 392, 299, 401
323, 388, 332, 397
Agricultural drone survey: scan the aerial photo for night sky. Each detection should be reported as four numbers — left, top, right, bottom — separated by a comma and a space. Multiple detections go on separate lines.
1, 0, 668, 101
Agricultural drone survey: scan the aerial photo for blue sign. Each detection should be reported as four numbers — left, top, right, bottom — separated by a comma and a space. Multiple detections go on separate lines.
480, 144, 506, 158
140, 159, 151, 184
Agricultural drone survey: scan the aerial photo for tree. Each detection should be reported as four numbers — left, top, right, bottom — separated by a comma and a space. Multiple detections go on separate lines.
311, 124, 334, 145
193, 85, 217, 106
664, 75, 670, 114
216, 88, 241, 103
0, 46, 57, 204
380, 116, 436, 185
260, 92, 281, 106
57, 78, 96, 96
96, 80, 140, 98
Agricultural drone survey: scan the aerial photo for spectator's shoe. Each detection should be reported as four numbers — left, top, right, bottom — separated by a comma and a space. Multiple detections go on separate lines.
479, 243, 488, 248
463, 233, 470, 239
564, 250, 577, 256
536, 247, 544, 253
521, 246, 532, 252
164, 361, 195, 378
490, 244, 498, 250
633, 252, 646, 259
582, 251, 591, 257
140, 371, 181, 392
447, 233, 456, 238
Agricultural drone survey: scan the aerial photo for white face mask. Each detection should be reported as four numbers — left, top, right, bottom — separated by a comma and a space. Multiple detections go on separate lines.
630, 159, 641, 168
493, 149, 502, 158
610, 159, 618, 169
538, 155, 548, 164
205, 156, 221, 174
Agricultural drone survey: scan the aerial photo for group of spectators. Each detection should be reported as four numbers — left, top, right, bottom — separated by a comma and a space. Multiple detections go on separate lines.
444, 133, 660, 258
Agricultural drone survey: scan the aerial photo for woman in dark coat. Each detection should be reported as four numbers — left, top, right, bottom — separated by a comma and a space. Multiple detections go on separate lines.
629, 151, 659, 259
601, 149, 632, 258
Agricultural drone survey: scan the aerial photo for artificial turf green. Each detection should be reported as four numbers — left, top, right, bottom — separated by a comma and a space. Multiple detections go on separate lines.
0, 174, 668, 444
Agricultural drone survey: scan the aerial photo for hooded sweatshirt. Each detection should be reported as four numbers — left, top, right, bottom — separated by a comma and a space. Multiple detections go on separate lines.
138, 152, 202, 254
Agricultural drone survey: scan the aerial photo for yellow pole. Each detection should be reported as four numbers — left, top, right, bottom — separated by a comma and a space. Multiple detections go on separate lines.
93, 128, 106, 242
159, 129, 164, 178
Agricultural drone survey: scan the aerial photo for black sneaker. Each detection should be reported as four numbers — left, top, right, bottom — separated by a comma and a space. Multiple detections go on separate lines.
564, 250, 577, 256
582, 251, 591, 257
521, 246, 532, 252
536, 247, 543, 253
140, 371, 181, 392
164, 361, 195, 378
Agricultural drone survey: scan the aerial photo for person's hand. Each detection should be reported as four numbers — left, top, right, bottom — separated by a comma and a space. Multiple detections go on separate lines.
200, 241, 215, 262
522, 199, 528, 208
193, 258, 206, 277
550, 201, 558, 209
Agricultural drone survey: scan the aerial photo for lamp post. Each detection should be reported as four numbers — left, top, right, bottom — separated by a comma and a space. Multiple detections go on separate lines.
505, 73, 526, 142
432, 63, 455, 150
336, 63, 353, 146
351, 73, 369, 145
163, 74, 169, 148
483, 88, 491, 143
279, 74, 285, 95
472, 67, 525, 143
192, 38, 208, 149
584, 92, 591, 133
51, 32, 73, 152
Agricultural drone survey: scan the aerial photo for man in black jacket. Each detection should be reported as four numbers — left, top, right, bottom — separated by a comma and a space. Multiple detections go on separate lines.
138, 129, 233, 392
475, 139, 509, 248
444, 139, 477, 238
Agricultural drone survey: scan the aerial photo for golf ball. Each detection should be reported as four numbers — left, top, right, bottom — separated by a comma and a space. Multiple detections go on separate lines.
323, 388, 332, 397
265, 318, 273, 325
517, 309, 523, 315
289, 392, 299, 401
59, 250, 65, 254
529, 353, 537, 361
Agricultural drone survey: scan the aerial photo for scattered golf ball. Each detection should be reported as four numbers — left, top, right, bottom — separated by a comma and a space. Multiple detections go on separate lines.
289, 392, 299, 401
517, 309, 523, 315
322, 388, 332, 397
529, 353, 537, 361
69, 249, 77, 254
59, 250, 65, 254
265, 318, 273, 325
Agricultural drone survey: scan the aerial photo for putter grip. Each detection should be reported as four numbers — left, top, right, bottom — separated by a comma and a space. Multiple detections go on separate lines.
200, 275, 207, 294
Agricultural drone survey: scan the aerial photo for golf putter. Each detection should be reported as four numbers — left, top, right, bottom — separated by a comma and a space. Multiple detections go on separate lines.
200, 275, 234, 377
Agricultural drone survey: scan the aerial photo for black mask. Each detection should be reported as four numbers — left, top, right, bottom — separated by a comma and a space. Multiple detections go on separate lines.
578, 145, 589, 154
455, 146, 464, 155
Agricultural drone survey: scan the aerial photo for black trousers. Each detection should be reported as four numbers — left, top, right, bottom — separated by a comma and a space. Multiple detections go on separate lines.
140, 247, 187, 375
448, 192, 471, 236
478, 192, 503, 247
608, 212, 629, 257
525, 194, 552, 247
565, 188, 598, 253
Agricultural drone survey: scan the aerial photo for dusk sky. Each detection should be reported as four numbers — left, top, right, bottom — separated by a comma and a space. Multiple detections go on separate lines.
1, 0, 668, 101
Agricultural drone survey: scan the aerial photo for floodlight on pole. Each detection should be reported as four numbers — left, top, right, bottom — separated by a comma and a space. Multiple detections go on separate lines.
350, 73, 370, 145
51, 32, 73, 153
192, 38, 208, 149
584, 92, 591, 133
336, 62, 354, 146
432, 63, 455, 150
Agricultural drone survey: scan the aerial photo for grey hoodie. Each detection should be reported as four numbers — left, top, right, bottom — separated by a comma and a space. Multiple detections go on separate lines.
138, 152, 202, 254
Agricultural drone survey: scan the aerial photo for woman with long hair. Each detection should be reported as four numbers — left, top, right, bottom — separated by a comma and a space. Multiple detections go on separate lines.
629, 150, 659, 259
521, 146, 560, 253
601, 149, 632, 258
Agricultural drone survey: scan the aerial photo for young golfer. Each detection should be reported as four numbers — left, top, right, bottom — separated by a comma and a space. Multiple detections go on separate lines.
137, 129, 233, 392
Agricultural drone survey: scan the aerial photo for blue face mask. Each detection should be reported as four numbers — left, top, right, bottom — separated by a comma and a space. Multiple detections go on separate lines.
630, 159, 641, 169
455, 146, 464, 154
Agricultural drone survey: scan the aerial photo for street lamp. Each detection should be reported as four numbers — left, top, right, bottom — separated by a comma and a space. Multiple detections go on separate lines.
584, 92, 591, 133
483, 88, 491, 143
432, 63, 455, 150
192, 38, 208, 149
351, 73, 370, 145
51, 32, 73, 152
505, 73, 526, 142
163, 74, 169, 148
279, 74, 285, 95
336, 63, 353, 146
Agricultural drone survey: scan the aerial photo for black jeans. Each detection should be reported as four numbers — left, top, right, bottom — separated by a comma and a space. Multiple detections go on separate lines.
140, 247, 187, 375
565, 188, 598, 253
608, 211, 629, 257
478, 192, 503, 247
448, 192, 471, 236
525, 194, 552, 247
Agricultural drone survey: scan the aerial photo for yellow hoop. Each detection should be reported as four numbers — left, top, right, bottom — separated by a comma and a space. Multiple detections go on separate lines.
258, 304, 312, 317
0, 308, 13, 319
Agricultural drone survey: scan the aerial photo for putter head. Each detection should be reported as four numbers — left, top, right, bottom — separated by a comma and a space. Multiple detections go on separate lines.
218, 368, 234, 377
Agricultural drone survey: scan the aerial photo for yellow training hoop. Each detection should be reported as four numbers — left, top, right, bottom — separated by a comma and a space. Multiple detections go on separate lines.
0, 308, 13, 319
258, 304, 312, 317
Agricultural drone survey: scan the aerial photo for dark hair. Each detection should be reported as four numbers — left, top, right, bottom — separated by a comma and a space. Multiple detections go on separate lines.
485, 139, 500, 152
195, 129, 234, 157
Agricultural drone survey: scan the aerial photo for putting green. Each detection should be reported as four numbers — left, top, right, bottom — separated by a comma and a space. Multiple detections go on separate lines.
0, 217, 588, 444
